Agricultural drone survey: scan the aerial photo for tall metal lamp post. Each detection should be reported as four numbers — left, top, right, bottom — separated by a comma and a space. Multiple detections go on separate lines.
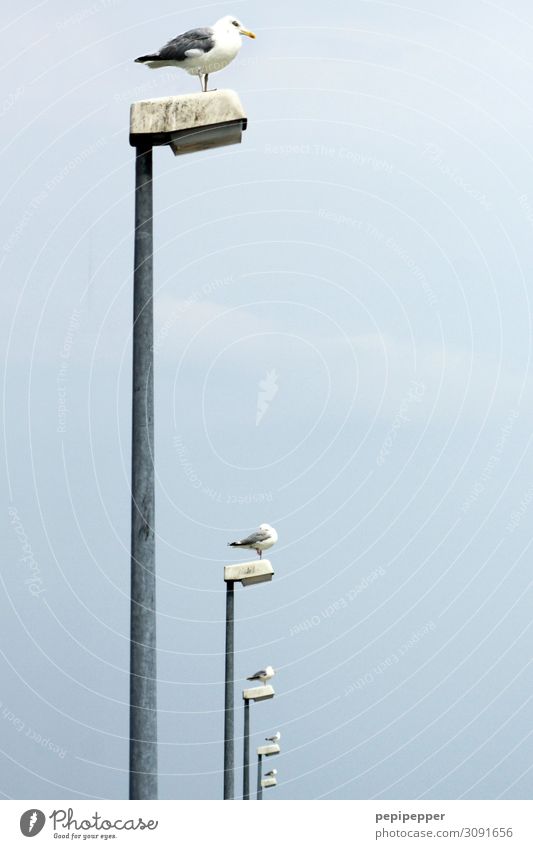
223, 560, 274, 800
128, 90, 248, 800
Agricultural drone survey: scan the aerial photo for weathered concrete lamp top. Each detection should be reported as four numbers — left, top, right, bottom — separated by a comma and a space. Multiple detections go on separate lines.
242, 685, 275, 702
257, 743, 280, 757
224, 560, 274, 586
129, 89, 247, 155
261, 777, 277, 789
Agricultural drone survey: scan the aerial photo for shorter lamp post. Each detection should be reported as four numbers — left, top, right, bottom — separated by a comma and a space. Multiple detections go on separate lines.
242, 685, 275, 800
256, 741, 280, 800
223, 560, 274, 800
257, 752, 263, 801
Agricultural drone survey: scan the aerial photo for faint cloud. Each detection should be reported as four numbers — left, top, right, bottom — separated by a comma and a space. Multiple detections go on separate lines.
153, 275, 234, 354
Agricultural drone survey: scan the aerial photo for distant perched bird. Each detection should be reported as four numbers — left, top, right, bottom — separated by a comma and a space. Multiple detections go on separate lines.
247, 665, 275, 686
228, 523, 278, 559
135, 15, 256, 92
265, 731, 280, 743
265, 769, 277, 778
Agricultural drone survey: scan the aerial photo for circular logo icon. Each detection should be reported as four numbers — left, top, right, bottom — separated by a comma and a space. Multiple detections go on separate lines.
20, 810, 46, 837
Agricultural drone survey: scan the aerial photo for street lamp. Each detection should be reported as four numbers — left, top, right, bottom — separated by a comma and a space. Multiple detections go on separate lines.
223, 560, 274, 800
128, 90, 248, 801
256, 742, 280, 800
242, 685, 275, 800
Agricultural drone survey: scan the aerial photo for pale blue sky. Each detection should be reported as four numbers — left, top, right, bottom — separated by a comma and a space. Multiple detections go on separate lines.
2, 0, 533, 800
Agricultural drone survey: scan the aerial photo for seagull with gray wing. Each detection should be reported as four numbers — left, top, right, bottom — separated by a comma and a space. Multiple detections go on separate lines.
228, 523, 277, 559
247, 665, 275, 686
265, 731, 280, 743
135, 15, 256, 92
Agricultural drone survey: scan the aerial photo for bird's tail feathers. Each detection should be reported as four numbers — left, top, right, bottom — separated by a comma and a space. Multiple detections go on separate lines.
135, 54, 160, 63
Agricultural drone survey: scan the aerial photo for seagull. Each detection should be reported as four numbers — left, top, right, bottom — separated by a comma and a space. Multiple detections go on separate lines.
228, 523, 278, 559
265, 731, 280, 743
135, 15, 256, 92
247, 665, 275, 686
265, 769, 277, 778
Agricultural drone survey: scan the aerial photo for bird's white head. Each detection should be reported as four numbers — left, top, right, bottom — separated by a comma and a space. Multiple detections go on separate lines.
265, 665, 275, 675
259, 523, 278, 544
215, 15, 256, 39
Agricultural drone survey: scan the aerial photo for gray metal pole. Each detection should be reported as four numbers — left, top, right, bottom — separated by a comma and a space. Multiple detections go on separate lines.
223, 581, 235, 799
243, 700, 250, 800
257, 753, 263, 800
129, 141, 157, 800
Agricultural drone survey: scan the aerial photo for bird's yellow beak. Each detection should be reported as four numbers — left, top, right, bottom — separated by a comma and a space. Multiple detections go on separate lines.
240, 28, 256, 39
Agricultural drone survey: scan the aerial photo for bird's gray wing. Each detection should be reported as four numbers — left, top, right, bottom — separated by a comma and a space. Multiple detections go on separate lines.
155, 27, 215, 61
236, 529, 270, 546
248, 669, 266, 679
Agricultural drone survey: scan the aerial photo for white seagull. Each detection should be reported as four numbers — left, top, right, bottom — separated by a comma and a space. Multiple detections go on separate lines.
135, 15, 256, 92
228, 523, 278, 559
265, 731, 281, 743
247, 665, 275, 686
265, 769, 277, 778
